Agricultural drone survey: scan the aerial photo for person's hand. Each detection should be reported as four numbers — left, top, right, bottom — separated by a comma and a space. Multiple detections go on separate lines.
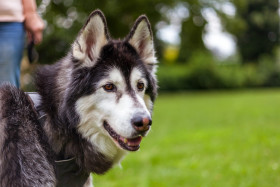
24, 13, 44, 44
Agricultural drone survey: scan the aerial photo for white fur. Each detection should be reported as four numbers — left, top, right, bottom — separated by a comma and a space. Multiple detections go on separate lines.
130, 68, 153, 114
82, 175, 94, 187
75, 67, 152, 165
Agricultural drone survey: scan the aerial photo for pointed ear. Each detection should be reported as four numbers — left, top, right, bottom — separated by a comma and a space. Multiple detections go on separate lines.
127, 16, 157, 71
72, 10, 110, 67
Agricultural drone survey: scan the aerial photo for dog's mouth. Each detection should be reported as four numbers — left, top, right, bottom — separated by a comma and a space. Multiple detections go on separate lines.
103, 121, 142, 151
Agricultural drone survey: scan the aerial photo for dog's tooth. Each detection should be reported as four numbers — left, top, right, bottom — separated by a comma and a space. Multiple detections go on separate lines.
124, 138, 128, 144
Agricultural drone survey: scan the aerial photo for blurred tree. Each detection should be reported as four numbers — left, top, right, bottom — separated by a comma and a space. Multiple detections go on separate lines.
177, 0, 208, 63
218, 0, 279, 64
36, 0, 176, 64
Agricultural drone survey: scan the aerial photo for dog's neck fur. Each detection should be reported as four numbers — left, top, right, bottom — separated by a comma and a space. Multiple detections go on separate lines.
35, 56, 114, 175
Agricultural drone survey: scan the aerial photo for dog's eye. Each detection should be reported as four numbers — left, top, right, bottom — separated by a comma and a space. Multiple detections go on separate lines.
137, 82, 145, 91
103, 83, 116, 92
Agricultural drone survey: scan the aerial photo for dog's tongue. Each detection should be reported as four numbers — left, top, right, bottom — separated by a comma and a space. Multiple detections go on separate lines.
120, 136, 142, 146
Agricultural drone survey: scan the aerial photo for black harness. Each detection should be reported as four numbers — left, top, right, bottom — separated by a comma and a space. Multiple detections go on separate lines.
26, 92, 89, 187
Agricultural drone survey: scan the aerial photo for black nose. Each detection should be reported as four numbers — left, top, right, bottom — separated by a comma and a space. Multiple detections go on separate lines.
131, 115, 152, 132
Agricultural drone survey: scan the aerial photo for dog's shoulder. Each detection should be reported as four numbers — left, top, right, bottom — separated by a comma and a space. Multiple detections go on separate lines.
0, 83, 40, 127
0, 83, 56, 186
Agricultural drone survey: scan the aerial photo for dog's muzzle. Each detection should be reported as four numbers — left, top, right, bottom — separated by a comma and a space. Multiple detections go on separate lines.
103, 115, 152, 152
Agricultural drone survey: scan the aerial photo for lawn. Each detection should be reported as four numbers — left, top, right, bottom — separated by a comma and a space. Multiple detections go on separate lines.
93, 89, 280, 187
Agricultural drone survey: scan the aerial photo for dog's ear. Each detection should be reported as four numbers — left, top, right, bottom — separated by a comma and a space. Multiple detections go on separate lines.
72, 10, 110, 66
127, 16, 157, 72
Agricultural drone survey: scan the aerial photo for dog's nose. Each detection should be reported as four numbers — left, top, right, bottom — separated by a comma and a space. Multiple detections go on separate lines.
131, 115, 152, 132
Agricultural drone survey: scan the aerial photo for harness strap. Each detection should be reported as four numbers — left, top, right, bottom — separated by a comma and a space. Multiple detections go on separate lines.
26, 92, 46, 122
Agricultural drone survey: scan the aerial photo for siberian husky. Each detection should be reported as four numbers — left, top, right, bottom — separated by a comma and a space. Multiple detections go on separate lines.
0, 10, 157, 187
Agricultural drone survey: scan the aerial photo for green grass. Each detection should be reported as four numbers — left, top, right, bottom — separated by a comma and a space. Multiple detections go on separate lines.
93, 89, 280, 187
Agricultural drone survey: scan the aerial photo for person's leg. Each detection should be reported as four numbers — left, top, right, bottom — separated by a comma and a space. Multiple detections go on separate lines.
0, 22, 25, 88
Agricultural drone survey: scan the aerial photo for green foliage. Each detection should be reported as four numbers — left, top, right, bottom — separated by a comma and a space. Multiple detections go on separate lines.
157, 52, 280, 91
185, 52, 223, 89
94, 90, 280, 186
157, 64, 189, 91
177, 1, 209, 62
217, 0, 279, 63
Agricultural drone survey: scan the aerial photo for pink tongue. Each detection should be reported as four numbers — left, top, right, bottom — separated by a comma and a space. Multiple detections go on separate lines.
121, 136, 142, 146
128, 136, 142, 146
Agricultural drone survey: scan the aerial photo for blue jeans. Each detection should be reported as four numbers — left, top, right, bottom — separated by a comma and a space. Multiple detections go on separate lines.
0, 22, 25, 88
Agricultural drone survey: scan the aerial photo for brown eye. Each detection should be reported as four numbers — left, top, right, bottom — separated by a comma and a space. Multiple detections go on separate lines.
103, 83, 116, 92
137, 82, 145, 91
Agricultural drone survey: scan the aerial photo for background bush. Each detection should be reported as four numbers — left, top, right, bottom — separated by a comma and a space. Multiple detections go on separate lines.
157, 51, 280, 92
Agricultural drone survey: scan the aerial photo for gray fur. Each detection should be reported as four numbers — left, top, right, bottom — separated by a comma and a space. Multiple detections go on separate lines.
0, 84, 56, 187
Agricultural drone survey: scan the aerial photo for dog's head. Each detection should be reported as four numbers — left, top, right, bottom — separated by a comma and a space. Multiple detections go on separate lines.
63, 10, 157, 162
